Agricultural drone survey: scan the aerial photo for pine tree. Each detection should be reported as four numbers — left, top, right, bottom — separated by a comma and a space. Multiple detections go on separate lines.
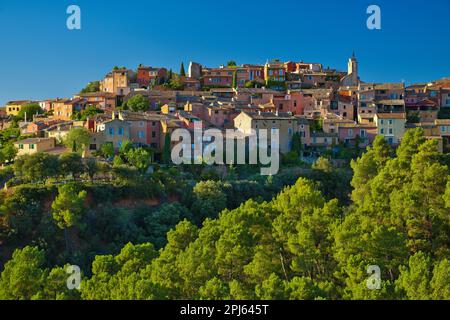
232, 70, 238, 89
180, 62, 186, 77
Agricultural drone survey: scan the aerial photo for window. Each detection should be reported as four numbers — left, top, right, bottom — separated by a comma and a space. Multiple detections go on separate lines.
19, 144, 24, 149
389, 128, 393, 135
139, 121, 145, 127
152, 131, 156, 138
380, 119, 384, 125
441, 126, 446, 133
152, 121, 156, 127
30, 144, 35, 150
360, 129, 366, 138
447, 126, 450, 132
288, 128, 293, 136
380, 128, 385, 134
118, 127, 124, 136
388, 120, 393, 125
109, 127, 114, 136
348, 129, 353, 137
138, 131, 145, 139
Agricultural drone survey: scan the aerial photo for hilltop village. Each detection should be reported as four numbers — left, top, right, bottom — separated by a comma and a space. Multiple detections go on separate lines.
1, 56, 449, 165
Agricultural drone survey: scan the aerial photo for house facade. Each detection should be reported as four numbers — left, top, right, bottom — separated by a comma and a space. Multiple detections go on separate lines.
14, 138, 56, 157
374, 113, 406, 145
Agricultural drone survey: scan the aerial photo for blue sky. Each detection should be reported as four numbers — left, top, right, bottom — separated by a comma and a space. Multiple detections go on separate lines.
0, 0, 449, 105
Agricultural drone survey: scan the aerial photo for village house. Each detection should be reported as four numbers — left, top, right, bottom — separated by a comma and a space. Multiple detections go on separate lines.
296, 116, 311, 147
20, 121, 49, 136
99, 118, 131, 149
116, 111, 166, 151
309, 132, 339, 148
264, 60, 286, 90
374, 113, 406, 145
100, 68, 134, 95
337, 122, 377, 147
205, 104, 237, 129
52, 98, 87, 121
44, 122, 84, 143
74, 92, 117, 110
234, 111, 300, 154
234, 88, 278, 105
328, 95, 355, 120
5, 100, 35, 116
243, 64, 265, 84
441, 88, 450, 108
14, 137, 56, 157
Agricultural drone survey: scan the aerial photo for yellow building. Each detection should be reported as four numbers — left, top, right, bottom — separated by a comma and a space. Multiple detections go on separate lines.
5, 100, 33, 116
161, 104, 177, 115
14, 138, 56, 157
374, 113, 406, 145
234, 111, 299, 154
100, 69, 130, 94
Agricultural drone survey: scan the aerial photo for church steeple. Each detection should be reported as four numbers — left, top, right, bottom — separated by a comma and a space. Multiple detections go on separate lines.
347, 53, 359, 85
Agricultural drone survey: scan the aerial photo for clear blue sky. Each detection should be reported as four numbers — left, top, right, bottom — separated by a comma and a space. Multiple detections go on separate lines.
0, 0, 449, 105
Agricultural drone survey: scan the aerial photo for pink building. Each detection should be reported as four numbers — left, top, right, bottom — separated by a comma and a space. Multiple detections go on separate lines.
116, 111, 165, 150
338, 123, 377, 147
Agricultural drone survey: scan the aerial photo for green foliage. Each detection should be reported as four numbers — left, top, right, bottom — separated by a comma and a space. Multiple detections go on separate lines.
0, 126, 20, 144
244, 80, 264, 88
73, 105, 104, 121
125, 148, 152, 174
0, 246, 79, 300
14, 153, 60, 183
80, 81, 100, 94
191, 180, 228, 222
100, 142, 115, 159
232, 70, 238, 89
163, 78, 185, 90
0, 142, 18, 164
1, 128, 449, 301
123, 94, 150, 112
162, 134, 171, 164
179, 62, 186, 77
63, 127, 91, 154
51, 184, 87, 229
16, 103, 43, 120
59, 152, 84, 178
